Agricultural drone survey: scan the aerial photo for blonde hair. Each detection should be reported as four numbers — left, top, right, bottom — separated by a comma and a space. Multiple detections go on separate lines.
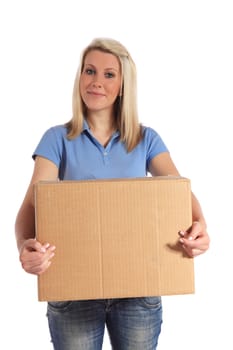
66, 37, 142, 152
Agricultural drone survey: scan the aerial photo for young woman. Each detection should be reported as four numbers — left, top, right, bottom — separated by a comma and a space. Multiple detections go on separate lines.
15, 37, 210, 350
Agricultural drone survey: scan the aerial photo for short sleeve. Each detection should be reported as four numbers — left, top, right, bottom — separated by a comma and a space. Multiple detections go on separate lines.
32, 126, 64, 168
143, 127, 169, 169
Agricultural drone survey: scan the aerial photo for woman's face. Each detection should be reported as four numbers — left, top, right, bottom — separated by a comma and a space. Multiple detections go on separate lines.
80, 50, 122, 114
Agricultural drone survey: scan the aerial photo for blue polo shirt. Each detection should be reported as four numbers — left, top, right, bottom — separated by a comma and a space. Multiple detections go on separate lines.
32, 121, 169, 180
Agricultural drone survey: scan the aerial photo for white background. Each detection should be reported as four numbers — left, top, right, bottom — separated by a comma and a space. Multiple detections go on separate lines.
1, 0, 232, 349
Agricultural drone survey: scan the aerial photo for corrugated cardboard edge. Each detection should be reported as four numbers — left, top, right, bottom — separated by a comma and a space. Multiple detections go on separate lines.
35, 176, 195, 301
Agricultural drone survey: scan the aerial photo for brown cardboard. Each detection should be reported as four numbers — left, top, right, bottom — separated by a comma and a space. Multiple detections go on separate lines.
35, 177, 194, 301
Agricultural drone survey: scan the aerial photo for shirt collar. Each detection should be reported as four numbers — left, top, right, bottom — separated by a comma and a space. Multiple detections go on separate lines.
82, 119, 90, 132
82, 119, 120, 138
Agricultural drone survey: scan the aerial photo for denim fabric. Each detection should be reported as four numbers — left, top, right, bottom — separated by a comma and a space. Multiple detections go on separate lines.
47, 297, 162, 350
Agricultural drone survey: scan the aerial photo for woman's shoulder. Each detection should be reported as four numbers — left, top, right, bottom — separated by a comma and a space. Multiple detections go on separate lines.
47, 124, 67, 134
140, 124, 168, 155
141, 124, 161, 138
41, 124, 68, 139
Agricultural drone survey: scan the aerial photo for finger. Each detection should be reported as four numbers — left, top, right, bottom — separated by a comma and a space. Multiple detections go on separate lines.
22, 251, 55, 274
21, 239, 47, 253
178, 230, 196, 241
20, 246, 55, 270
23, 260, 52, 275
179, 238, 207, 253
191, 248, 206, 257
181, 244, 204, 258
46, 244, 56, 253
35, 241, 51, 253
30, 241, 55, 253
179, 221, 202, 240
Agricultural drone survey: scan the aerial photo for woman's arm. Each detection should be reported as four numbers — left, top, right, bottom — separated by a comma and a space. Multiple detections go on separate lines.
149, 152, 210, 257
15, 156, 59, 274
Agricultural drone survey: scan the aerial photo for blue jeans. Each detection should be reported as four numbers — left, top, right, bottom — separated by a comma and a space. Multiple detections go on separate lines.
47, 297, 162, 350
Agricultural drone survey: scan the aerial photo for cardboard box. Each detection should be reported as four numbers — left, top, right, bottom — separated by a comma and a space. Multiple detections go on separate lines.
35, 177, 194, 301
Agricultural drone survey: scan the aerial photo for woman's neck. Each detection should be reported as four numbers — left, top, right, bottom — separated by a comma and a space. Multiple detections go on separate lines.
86, 114, 117, 147
86, 112, 116, 133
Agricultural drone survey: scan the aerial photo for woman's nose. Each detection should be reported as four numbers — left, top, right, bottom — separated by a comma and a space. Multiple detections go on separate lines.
92, 80, 102, 88
91, 74, 103, 88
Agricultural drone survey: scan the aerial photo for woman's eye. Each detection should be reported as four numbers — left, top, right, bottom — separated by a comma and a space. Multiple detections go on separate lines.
105, 72, 114, 78
85, 68, 95, 75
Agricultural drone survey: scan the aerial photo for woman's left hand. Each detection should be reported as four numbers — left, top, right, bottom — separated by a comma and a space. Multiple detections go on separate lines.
178, 221, 210, 257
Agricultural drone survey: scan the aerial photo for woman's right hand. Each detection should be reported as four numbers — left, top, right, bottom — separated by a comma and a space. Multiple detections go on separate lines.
19, 239, 56, 275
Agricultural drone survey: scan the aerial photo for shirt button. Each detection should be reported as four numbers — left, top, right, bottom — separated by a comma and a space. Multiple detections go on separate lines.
103, 151, 108, 156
